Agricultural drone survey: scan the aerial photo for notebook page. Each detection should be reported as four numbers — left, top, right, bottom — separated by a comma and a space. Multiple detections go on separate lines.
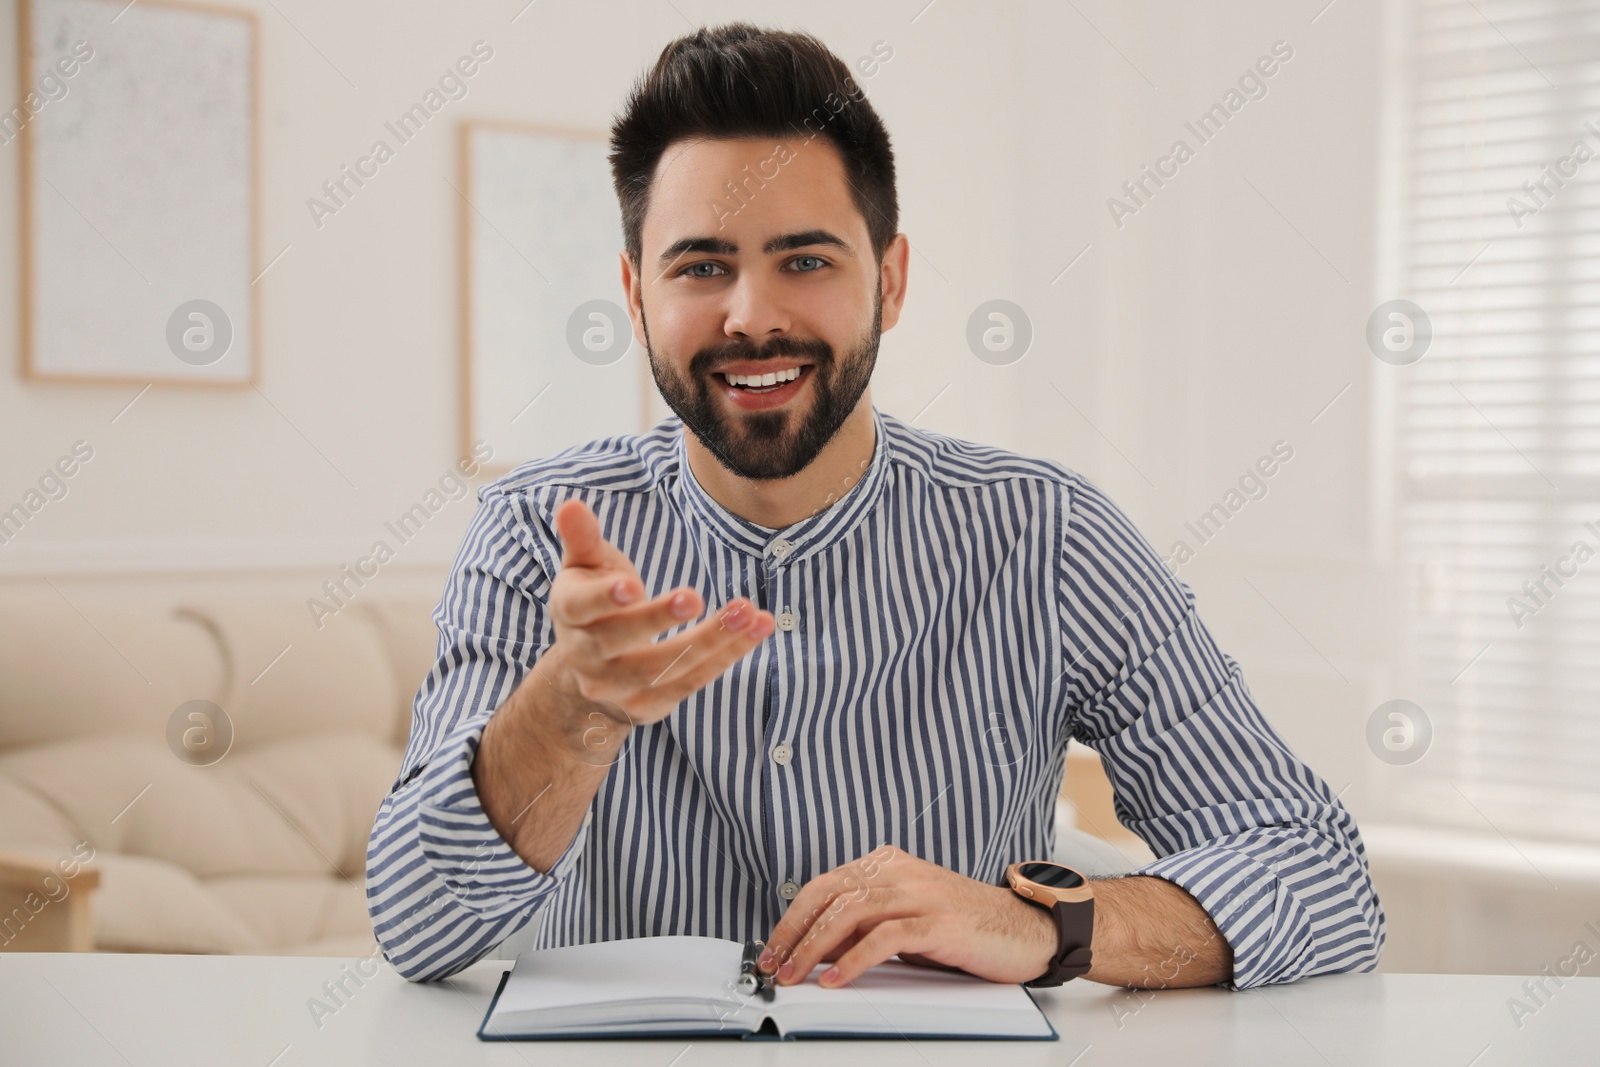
493, 935, 746, 1017
770, 959, 1053, 1037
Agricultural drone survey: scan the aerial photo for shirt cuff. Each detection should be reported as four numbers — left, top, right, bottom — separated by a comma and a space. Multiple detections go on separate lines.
414, 719, 590, 918
1132, 839, 1314, 991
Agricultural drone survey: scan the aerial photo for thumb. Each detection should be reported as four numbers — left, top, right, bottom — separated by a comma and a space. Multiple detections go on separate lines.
555, 498, 607, 570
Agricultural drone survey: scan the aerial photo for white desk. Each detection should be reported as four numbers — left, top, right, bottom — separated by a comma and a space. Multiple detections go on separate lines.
1, 952, 1593, 1065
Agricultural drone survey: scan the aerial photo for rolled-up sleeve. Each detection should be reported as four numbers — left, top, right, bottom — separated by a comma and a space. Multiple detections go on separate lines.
365, 485, 585, 981
1057, 475, 1385, 989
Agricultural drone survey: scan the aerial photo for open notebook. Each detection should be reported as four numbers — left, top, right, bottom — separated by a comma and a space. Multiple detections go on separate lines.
477, 935, 1057, 1041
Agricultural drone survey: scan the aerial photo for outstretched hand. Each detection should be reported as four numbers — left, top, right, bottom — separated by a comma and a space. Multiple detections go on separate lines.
548, 498, 776, 729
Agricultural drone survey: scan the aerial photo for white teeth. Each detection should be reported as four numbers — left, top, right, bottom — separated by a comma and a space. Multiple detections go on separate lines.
724, 367, 803, 387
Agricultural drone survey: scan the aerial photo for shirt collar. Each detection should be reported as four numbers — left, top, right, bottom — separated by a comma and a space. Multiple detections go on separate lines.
670, 405, 892, 564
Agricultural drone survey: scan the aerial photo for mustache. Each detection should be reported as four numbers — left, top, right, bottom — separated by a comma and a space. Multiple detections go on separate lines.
690, 336, 833, 377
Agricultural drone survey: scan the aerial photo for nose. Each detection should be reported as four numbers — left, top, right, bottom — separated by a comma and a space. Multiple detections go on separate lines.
723, 271, 790, 343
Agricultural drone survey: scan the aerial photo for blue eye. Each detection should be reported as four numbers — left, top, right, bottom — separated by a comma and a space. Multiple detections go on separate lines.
683, 262, 727, 278
790, 255, 826, 272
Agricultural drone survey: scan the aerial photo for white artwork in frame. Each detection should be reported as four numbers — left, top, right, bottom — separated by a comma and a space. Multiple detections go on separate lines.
19, 0, 257, 385
459, 120, 651, 472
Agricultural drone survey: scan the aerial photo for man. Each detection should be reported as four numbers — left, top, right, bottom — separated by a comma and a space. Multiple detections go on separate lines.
366, 22, 1384, 991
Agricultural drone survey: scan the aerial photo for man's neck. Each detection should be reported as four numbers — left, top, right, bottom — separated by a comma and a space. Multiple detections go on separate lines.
683, 392, 878, 530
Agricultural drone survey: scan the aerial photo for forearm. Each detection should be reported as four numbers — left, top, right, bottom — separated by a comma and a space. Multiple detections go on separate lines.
473, 642, 630, 873
366, 647, 615, 982
1083, 875, 1232, 988
366, 776, 540, 981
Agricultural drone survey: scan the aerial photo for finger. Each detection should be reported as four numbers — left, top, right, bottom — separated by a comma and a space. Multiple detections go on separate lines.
579, 588, 745, 662
760, 893, 828, 975
819, 930, 867, 962
755, 926, 870, 982
634, 610, 775, 706
555, 499, 610, 570
821, 917, 937, 988
762, 894, 831, 973
814, 923, 900, 965
569, 607, 774, 758
760, 846, 898, 974
552, 568, 670, 631
762, 896, 853, 985
569, 600, 773, 715
611, 602, 774, 702
772, 882, 910, 987
778, 895, 895, 987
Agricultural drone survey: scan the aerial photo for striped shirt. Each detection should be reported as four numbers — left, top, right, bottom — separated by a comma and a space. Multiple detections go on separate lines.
365, 406, 1385, 989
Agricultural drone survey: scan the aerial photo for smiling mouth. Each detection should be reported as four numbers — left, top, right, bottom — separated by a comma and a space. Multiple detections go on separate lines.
717, 365, 810, 393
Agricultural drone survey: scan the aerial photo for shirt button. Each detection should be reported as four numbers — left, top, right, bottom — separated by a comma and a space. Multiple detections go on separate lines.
771, 742, 793, 765
769, 538, 795, 560
778, 879, 800, 900
776, 611, 797, 632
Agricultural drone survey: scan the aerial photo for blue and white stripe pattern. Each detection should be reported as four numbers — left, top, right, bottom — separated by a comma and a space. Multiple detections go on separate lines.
365, 406, 1385, 988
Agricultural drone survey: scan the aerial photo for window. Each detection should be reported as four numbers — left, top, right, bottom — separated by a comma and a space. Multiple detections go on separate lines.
1387, 0, 1600, 843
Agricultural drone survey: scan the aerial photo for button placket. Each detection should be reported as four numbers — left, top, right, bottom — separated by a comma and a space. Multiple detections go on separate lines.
763, 542, 802, 914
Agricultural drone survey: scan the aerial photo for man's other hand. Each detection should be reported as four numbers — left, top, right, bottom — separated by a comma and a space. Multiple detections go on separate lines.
755, 845, 1057, 988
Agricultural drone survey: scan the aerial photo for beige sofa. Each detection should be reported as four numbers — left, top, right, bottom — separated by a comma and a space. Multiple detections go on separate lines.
0, 592, 439, 956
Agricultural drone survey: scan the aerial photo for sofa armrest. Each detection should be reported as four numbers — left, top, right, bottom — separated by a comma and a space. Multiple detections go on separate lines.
0, 849, 100, 952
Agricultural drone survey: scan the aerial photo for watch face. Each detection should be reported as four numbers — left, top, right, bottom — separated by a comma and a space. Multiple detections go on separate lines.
1015, 861, 1085, 890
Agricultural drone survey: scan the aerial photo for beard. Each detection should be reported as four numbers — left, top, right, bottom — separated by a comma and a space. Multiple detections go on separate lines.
643, 285, 882, 481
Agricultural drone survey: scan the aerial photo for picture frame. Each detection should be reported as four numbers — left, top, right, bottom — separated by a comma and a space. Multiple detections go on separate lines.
457, 119, 652, 474
16, 0, 259, 386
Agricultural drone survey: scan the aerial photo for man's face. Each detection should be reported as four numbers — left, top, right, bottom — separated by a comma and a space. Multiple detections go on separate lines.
625, 137, 888, 481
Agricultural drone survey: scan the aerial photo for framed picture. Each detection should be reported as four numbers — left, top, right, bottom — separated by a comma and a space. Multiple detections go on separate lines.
17, 0, 258, 385
457, 120, 652, 473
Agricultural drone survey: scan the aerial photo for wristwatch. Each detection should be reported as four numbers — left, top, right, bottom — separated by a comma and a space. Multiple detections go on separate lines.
1005, 859, 1095, 987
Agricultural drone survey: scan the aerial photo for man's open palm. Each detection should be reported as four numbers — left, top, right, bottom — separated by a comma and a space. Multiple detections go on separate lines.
548, 498, 775, 730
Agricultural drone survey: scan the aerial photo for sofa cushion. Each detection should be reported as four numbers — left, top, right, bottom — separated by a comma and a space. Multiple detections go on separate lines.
352, 600, 447, 749
231, 731, 401, 877
0, 773, 82, 852
0, 593, 224, 750
92, 852, 263, 954
0, 731, 399, 879
207, 874, 372, 950
176, 599, 398, 745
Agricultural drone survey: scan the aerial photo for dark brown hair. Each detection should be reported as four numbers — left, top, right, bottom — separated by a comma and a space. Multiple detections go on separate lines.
608, 23, 898, 268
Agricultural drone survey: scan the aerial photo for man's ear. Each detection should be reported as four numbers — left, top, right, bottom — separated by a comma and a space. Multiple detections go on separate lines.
619, 249, 648, 349
878, 232, 910, 333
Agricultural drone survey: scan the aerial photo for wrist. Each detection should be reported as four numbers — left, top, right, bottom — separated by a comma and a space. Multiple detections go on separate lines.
1086, 878, 1124, 963
510, 643, 633, 767
1004, 860, 1096, 987
1016, 889, 1059, 980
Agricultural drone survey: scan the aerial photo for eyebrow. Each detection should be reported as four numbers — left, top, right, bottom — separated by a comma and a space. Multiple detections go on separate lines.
656, 228, 854, 264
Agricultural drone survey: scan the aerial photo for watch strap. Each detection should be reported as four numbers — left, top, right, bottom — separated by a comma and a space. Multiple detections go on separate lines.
1023, 897, 1095, 987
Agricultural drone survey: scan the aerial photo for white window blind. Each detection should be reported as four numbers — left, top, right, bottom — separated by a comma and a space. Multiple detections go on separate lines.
1391, 0, 1600, 844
